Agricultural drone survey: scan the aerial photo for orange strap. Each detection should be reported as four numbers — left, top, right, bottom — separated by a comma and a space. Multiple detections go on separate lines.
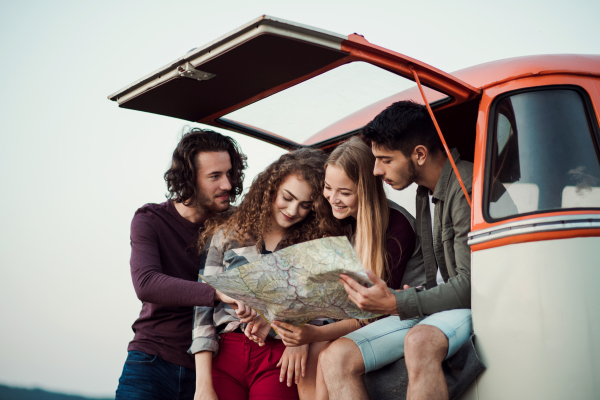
410, 67, 472, 207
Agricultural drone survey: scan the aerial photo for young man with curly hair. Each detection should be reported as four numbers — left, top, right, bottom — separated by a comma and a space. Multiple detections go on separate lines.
116, 128, 253, 400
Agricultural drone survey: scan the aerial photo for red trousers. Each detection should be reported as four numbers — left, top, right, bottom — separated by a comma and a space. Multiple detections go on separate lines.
212, 333, 299, 400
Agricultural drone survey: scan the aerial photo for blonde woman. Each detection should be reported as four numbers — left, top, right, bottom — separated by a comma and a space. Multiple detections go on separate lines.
272, 136, 423, 399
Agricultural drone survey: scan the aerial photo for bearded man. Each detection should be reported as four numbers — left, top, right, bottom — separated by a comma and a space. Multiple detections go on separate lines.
116, 128, 253, 400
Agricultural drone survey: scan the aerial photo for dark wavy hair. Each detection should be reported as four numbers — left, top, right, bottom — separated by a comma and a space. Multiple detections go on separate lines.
362, 100, 442, 157
199, 148, 342, 252
164, 128, 247, 206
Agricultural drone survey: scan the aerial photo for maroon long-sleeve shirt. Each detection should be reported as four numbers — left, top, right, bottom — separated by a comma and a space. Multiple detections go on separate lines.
128, 200, 215, 369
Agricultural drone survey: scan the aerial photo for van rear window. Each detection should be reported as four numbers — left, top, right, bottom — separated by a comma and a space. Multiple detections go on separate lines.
220, 61, 447, 146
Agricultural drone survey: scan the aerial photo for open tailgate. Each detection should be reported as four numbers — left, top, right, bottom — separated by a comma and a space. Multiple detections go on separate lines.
109, 15, 479, 149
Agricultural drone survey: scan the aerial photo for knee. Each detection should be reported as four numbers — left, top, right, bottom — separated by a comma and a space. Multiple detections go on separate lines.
404, 325, 448, 362
319, 338, 363, 375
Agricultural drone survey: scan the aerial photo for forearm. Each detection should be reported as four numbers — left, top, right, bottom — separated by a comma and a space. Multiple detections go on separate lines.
394, 275, 471, 319
133, 269, 215, 307
419, 275, 471, 314
312, 319, 361, 342
195, 351, 214, 388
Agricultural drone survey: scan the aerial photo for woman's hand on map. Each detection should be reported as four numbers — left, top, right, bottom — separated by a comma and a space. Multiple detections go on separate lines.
277, 344, 309, 387
216, 290, 257, 323
244, 315, 271, 346
272, 321, 317, 347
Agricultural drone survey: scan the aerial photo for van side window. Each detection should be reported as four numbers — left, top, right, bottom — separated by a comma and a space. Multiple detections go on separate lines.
486, 87, 600, 220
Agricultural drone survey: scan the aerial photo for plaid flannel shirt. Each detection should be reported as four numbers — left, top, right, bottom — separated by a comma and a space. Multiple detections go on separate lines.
188, 229, 330, 356
188, 228, 269, 356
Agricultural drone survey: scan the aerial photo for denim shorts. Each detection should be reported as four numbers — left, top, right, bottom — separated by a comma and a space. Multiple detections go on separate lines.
344, 309, 472, 373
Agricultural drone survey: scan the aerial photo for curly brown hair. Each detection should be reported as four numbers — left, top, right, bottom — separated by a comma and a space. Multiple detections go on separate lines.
199, 148, 341, 252
164, 128, 247, 207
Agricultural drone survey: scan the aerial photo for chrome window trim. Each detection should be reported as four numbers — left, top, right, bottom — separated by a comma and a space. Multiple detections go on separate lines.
468, 214, 600, 246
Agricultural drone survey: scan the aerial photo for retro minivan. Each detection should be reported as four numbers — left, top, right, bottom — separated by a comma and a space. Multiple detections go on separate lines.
109, 16, 600, 399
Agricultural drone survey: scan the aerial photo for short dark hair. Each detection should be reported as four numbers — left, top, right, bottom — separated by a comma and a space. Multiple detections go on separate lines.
362, 101, 442, 157
164, 128, 247, 206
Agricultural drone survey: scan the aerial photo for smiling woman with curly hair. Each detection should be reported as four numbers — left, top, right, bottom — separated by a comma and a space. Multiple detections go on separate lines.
191, 148, 341, 400
198, 148, 339, 252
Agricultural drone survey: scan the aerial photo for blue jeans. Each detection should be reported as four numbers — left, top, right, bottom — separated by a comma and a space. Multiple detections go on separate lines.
345, 309, 472, 373
115, 351, 195, 400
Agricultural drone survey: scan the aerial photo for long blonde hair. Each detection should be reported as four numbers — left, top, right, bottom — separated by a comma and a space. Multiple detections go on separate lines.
326, 137, 390, 281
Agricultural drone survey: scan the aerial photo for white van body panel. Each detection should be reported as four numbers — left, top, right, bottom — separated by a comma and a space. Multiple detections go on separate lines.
471, 236, 600, 399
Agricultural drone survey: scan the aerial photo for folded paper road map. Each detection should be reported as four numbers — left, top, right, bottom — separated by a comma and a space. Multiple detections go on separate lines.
201, 236, 381, 326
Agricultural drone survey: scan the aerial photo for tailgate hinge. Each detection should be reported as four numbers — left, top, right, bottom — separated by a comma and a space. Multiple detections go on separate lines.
177, 62, 216, 81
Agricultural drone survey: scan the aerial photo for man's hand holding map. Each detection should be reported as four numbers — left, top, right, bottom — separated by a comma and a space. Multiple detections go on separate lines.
200, 236, 381, 327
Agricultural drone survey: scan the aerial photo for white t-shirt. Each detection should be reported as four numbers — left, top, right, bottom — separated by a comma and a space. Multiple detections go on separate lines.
429, 192, 445, 286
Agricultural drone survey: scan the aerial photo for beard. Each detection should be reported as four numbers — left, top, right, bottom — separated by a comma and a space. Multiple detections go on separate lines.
395, 159, 418, 191
195, 190, 231, 214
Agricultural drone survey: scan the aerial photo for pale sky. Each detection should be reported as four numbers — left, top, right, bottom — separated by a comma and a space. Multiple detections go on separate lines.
0, 0, 598, 397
